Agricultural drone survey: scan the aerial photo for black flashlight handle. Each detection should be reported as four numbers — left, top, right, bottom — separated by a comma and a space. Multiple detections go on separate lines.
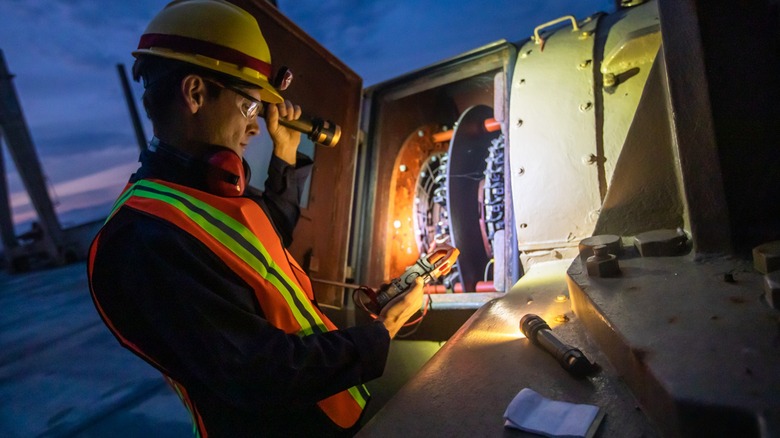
520, 314, 595, 378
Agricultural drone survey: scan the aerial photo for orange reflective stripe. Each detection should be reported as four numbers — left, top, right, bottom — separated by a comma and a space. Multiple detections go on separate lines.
121, 180, 326, 334
165, 376, 207, 438
103, 179, 367, 428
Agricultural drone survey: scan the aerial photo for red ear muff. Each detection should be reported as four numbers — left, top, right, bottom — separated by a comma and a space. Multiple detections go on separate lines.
206, 150, 246, 196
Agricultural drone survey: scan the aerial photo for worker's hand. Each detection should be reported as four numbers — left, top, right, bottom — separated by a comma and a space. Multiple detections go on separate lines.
376, 277, 425, 339
265, 100, 302, 165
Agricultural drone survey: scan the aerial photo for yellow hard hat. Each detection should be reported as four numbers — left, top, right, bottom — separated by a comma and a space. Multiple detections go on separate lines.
133, 0, 283, 103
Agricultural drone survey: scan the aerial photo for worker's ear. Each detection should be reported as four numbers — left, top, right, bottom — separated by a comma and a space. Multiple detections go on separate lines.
181, 74, 207, 114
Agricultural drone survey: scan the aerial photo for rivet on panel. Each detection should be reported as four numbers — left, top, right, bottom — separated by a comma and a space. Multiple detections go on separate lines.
519, 223, 528, 229
417, 130, 424, 137
579, 31, 593, 40
579, 102, 593, 112
578, 59, 592, 70
518, 78, 526, 85
581, 154, 598, 165
399, 164, 408, 172
555, 294, 568, 303
517, 167, 525, 176
516, 119, 524, 127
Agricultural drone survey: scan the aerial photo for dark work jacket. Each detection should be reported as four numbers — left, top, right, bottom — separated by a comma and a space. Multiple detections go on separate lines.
89, 149, 390, 437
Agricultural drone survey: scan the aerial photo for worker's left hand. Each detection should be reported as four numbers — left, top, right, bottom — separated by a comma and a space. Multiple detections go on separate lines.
377, 277, 425, 339
265, 100, 302, 165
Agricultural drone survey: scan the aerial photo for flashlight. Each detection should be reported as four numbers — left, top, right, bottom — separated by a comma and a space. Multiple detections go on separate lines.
519, 314, 596, 378
280, 115, 341, 148
258, 104, 341, 147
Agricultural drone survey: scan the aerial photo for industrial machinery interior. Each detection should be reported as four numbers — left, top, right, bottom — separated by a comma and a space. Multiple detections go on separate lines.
1, 0, 778, 436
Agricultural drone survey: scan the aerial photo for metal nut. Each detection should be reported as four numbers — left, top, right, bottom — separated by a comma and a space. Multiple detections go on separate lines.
753, 241, 780, 274
634, 228, 688, 257
579, 234, 621, 262
586, 245, 621, 277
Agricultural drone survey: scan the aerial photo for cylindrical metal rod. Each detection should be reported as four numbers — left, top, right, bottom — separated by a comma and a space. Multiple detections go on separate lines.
431, 118, 500, 143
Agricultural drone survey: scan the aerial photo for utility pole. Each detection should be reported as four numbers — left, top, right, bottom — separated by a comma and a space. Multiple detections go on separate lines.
0, 49, 65, 270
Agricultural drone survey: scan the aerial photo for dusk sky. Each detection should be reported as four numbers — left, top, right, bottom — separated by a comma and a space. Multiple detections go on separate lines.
0, 0, 614, 234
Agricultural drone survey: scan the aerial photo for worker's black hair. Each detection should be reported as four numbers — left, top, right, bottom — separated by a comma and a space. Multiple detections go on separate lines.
132, 55, 257, 126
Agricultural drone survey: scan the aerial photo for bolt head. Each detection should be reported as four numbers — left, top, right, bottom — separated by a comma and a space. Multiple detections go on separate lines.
586, 251, 620, 277
753, 241, 780, 274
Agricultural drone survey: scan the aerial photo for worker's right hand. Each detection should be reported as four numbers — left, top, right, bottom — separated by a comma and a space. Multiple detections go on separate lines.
376, 277, 425, 338
265, 100, 301, 165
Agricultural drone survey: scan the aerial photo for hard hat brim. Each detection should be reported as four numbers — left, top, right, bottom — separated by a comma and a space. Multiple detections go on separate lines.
133, 48, 284, 104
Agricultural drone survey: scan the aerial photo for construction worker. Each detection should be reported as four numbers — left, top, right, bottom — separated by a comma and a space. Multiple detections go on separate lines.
87, 1, 425, 436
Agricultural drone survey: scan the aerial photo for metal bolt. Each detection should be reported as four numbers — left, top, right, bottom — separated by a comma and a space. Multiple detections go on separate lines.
554, 314, 570, 323
579, 234, 621, 262
753, 240, 780, 274
579, 31, 593, 40
578, 59, 592, 70
555, 294, 568, 303
517, 167, 525, 176
399, 164, 408, 172
604, 73, 618, 87
586, 244, 621, 277
579, 102, 593, 112
634, 229, 689, 257
582, 154, 598, 165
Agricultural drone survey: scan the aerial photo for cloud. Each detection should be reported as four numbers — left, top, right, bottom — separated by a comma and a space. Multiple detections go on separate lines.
1, 0, 616, 229
4, 144, 139, 226
278, 0, 615, 85
9, 160, 138, 225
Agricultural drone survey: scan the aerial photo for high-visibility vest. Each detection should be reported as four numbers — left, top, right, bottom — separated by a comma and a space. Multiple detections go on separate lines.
87, 178, 368, 435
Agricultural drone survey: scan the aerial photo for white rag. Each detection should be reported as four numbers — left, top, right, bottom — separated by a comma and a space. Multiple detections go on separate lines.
503, 388, 603, 438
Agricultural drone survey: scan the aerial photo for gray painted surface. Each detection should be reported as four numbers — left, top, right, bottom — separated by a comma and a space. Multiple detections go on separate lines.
361, 260, 661, 437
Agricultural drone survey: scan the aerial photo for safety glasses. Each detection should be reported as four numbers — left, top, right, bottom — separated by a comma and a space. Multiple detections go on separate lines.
204, 78, 262, 119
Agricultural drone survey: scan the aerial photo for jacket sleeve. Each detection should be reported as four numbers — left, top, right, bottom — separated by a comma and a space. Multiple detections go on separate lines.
249, 153, 313, 247
90, 209, 389, 411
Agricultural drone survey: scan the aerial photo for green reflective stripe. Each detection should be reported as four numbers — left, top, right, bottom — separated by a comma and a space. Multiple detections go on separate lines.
110, 180, 325, 334
348, 385, 369, 409
132, 180, 327, 335
110, 180, 367, 412
105, 185, 138, 223
170, 383, 201, 438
